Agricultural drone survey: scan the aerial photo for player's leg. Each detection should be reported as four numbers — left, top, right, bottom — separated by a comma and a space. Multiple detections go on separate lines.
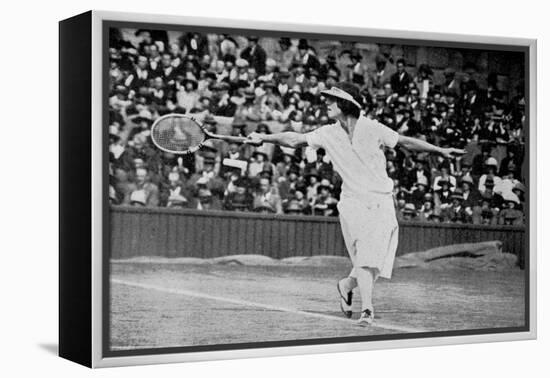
355, 266, 379, 326
337, 216, 358, 318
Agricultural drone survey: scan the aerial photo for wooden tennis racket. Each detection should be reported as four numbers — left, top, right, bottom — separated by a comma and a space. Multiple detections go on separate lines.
150, 113, 260, 154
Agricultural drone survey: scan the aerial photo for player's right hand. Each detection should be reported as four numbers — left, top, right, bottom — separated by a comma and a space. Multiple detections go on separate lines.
246, 132, 264, 145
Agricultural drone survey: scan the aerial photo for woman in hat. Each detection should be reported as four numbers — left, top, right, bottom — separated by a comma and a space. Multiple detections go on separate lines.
498, 193, 524, 226
247, 82, 463, 326
311, 180, 338, 216
478, 156, 503, 192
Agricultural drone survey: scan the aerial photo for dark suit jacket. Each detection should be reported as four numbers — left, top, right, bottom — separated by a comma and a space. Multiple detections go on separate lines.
241, 45, 267, 75
390, 71, 412, 96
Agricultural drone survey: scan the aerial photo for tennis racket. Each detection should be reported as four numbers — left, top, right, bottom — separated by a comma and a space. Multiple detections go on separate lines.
150, 113, 261, 154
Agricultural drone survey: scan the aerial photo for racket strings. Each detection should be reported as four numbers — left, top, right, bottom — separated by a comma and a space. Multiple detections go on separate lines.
151, 116, 205, 153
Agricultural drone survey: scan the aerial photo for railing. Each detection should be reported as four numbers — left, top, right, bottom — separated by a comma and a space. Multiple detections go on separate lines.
110, 206, 526, 267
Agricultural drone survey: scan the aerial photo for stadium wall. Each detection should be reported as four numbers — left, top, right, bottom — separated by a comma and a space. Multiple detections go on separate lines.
110, 206, 526, 267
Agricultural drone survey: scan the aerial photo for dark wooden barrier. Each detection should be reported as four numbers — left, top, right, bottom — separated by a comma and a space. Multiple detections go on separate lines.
110, 206, 526, 265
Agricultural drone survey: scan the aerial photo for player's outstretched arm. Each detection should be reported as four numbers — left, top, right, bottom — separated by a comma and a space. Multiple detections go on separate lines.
247, 132, 308, 148
397, 135, 465, 159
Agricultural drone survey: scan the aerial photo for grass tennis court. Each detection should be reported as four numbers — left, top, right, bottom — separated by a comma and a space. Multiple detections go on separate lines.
110, 260, 525, 351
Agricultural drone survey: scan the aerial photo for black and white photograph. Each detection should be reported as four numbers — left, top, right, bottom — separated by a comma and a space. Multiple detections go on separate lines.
104, 19, 531, 357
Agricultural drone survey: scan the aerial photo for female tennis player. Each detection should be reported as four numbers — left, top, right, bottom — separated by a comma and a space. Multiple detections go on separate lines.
247, 82, 464, 326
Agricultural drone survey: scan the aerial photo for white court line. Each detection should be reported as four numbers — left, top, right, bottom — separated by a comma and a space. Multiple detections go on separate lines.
112, 279, 426, 334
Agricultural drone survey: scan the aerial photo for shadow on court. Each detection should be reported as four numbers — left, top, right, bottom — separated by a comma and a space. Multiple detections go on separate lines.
110, 262, 525, 351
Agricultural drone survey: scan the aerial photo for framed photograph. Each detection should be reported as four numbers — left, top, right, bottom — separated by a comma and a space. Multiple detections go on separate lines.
59, 10, 536, 368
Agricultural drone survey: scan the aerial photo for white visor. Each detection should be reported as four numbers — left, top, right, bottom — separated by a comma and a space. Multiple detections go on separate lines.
321, 87, 362, 109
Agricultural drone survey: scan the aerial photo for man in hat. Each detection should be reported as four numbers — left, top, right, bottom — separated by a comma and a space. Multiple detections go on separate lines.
442, 68, 461, 98
447, 189, 467, 223
240, 36, 267, 75
125, 55, 152, 90
410, 176, 430, 209
246, 82, 463, 326
459, 175, 482, 224
296, 39, 321, 75
405, 154, 431, 191
210, 81, 237, 117
368, 55, 394, 94
433, 177, 453, 216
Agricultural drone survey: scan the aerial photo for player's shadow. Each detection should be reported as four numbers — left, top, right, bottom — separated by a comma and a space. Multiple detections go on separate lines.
38, 343, 58, 355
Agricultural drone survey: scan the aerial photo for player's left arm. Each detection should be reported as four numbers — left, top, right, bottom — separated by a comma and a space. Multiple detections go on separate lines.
397, 135, 465, 159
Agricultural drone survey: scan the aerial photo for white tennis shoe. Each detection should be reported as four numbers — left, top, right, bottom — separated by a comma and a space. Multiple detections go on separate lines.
357, 309, 374, 326
337, 279, 353, 318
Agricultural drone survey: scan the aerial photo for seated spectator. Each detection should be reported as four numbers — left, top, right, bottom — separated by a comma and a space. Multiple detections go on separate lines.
311, 180, 338, 216
498, 194, 524, 226
512, 182, 526, 208
248, 150, 273, 178
479, 177, 504, 211
405, 155, 431, 191
478, 157, 502, 192
224, 177, 253, 211
445, 189, 467, 223
162, 170, 190, 207
191, 186, 222, 211
418, 193, 435, 221
410, 176, 430, 209
176, 78, 200, 111
124, 167, 160, 207
459, 176, 482, 224
496, 169, 522, 200
456, 161, 474, 188
304, 168, 321, 202
252, 177, 283, 214
166, 192, 189, 209
399, 203, 418, 222
433, 165, 456, 191
285, 198, 306, 215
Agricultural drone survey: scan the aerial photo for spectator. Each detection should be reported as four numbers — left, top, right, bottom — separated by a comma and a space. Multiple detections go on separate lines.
176, 78, 200, 111
478, 157, 502, 192
498, 194, 524, 226
390, 58, 412, 96
224, 177, 253, 211
311, 180, 338, 216
399, 203, 418, 222
240, 36, 267, 75
124, 167, 159, 207
252, 177, 283, 214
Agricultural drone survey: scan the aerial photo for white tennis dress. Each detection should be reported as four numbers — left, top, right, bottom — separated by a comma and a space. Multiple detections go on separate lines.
305, 116, 399, 278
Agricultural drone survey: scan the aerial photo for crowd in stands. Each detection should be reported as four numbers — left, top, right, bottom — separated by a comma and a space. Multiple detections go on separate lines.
108, 28, 527, 226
